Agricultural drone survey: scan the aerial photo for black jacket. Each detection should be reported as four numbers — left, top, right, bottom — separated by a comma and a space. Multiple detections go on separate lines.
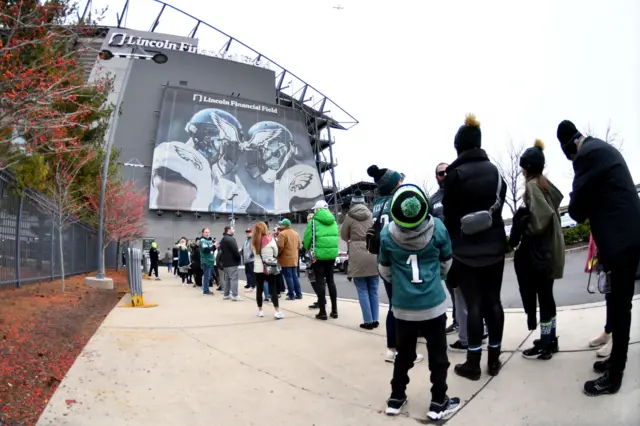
443, 148, 507, 267
219, 234, 241, 268
149, 247, 159, 264
569, 137, 640, 266
429, 187, 445, 222
190, 245, 201, 268
172, 247, 179, 259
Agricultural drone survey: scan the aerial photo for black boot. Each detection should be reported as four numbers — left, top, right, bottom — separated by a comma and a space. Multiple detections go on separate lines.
488, 346, 503, 376
533, 337, 559, 354
454, 350, 482, 381
316, 305, 328, 320
584, 370, 622, 396
330, 298, 338, 318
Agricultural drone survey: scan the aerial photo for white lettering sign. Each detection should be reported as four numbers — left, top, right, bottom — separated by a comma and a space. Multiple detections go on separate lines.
107, 32, 270, 69
192, 93, 278, 114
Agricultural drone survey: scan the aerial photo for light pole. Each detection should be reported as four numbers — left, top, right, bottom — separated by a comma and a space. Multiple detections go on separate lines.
95, 48, 168, 280
229, 193, 238, 228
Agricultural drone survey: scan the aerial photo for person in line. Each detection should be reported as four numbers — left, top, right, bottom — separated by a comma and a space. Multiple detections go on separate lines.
177, 237, 192, 285
340, 189, 380, 329
252, 221, 284, 320
430, 163, 460, 338
220, 225, 243, 301
443, 114, 507, 381
379, 184, 461, 420
242, 228, 256, 292
585, 234, 613, 358
304, 213, 321, 310
557, 119, 640, 396
511, 140, 566, 360
148, 242, 160, 280
190, 237, 203, 288
215, 239, 224, 292
368, 164, 425, 364
164, 247, 173, 274
199, 228, 216, 296
172, 243, 179, 276
277, 219, 303, 300
303, 200, 339, 320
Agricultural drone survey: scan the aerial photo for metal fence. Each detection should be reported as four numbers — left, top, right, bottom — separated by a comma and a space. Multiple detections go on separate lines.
0, 169, 116, 289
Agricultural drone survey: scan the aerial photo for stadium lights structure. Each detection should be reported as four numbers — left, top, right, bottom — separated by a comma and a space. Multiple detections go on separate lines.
95, 45, 167, 281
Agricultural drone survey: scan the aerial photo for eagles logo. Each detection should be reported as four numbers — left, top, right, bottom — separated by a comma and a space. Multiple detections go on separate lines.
174, 145, 203, 171
289, 171, 314, 193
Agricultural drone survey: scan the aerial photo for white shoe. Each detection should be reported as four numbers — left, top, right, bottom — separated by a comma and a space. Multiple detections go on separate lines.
231, 296, 243, 302
223, 296, 231, 300
246, 288, 255, 293
414, 354, 425, 364
589, 332, 611, 348
385, 350, 397, 363
256, 310, 264, 317
596, 339, 612, 357
274, 311, 284, 320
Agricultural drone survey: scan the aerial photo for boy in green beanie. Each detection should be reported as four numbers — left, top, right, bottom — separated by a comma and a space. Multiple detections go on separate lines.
378, 184, 461, 420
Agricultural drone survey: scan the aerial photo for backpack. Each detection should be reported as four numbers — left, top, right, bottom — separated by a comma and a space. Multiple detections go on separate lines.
366, 199, 388, 255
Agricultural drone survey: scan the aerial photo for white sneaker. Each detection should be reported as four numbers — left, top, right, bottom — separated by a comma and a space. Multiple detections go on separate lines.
414, 354, 425, 364
223, 295, 231, 300
231, 296, 243, 302
256, 310, 264, 317
596, 338, 613, 357
589, 332, 611, 348
246, 288, 255, 293
274, 311, 284, 320
385, 350, 397, 363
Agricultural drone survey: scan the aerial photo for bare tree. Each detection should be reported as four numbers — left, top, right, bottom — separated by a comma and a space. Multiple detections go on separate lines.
493, 138, 525, 217
421, 179, 437, 199
585, 120, 623, 151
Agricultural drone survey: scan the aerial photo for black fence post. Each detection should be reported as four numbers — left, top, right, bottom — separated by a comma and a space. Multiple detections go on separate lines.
15, 196, 23, 288
50, 219, 54, 281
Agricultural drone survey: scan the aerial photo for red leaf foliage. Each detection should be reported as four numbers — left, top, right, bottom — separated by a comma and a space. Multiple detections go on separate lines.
0, 270, 128, 425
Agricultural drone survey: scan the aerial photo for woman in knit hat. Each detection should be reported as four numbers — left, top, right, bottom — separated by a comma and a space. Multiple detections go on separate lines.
513, 139, 565, 360
378, 184, 461, 420
443, 113, 507, 381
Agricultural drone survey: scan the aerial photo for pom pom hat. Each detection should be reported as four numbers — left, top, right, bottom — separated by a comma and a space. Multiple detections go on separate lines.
520, 139, 546, 175
351, 189, 365, 205
367, 165, 404, 196
454, 113, 482, 152
390, 184, 430, 230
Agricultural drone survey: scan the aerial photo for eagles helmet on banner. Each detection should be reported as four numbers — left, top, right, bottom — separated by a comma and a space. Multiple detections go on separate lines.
274, 163, 324, 213
244, 121, 297, 183
184, 108, 244, 175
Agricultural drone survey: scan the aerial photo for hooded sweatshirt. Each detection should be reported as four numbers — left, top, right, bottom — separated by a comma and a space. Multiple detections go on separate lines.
340, 204, 378, 277
521, 178, 566, 279
378, 217, 453, 321
303, 208, 339, 260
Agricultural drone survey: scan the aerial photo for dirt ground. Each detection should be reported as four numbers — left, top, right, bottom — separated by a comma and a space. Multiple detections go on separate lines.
0, 270, 128, 426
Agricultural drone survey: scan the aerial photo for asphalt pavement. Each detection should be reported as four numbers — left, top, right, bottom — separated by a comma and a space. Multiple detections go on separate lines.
242, 248, 640, 308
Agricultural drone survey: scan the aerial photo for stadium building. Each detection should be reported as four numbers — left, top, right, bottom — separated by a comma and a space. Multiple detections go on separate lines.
77, 0, 358, 250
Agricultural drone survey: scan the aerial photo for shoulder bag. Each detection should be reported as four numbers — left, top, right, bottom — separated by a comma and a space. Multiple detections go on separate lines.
259, 242, 281, 275
460, 173, 502, 235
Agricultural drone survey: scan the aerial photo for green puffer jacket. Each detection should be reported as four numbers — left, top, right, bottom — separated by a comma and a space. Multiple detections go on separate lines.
303, 208, 339, 260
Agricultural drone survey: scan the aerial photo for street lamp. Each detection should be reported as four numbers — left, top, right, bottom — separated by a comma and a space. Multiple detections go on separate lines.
228, 193, 238, 228
94, 47, 167, 280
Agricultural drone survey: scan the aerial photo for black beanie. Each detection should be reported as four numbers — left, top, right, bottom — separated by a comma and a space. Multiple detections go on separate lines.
520, 139, 546, 175
557, 120, 582, 145
367, 165, 404, 196
454, 113, 482, 152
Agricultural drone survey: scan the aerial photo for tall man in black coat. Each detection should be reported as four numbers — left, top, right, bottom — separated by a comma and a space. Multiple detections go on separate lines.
558, 120, 640, 397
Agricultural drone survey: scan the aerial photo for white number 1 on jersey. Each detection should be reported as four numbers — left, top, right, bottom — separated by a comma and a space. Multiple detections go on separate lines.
406, 254, 423, 283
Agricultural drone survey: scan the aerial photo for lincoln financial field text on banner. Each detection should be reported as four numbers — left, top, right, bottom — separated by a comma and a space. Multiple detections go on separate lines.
149, 87, 324, 215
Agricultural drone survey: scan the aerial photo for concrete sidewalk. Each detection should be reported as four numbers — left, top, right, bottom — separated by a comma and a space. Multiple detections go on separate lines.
38, 269, 640, 426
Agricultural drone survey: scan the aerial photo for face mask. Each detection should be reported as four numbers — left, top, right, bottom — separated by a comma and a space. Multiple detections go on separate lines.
561, 141, 578, 161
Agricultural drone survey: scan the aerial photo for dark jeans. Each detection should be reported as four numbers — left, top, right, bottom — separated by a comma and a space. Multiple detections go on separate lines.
383, 279, 396, 349
604, 293, 612, 334
312, 259, 337, 314
172, 260, 178, 275
255, 272, 279, 308
445, 280, 457, 325
453, 258, 505, 349
245, 262, 255, 288
148, 263, 159, 278
282, 266, 302, 298
193, 266, 203, 287
606, 248, 639, 376
391, 314, 450, 403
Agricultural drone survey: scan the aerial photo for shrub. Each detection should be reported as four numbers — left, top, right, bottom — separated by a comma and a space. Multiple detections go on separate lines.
563, 221, 591, 245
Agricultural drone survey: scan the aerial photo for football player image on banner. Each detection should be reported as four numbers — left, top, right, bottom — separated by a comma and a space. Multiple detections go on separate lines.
149, 87, 324, 215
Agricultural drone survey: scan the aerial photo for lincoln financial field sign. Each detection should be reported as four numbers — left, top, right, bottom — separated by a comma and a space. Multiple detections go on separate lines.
107, 32, 271, 69
148, 87, 324, 215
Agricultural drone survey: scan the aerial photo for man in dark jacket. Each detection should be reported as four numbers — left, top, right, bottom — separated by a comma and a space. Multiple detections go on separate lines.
220, 225, 243, 301
148, 242, 160, 280
443, 114, 507, 381
557, 119, 640, 397
430, 162, 458, 335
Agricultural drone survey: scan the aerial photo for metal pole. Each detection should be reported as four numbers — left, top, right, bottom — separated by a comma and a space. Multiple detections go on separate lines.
326, 126, 338, 216
15, 196, 22, 288
96, 50, 135, 279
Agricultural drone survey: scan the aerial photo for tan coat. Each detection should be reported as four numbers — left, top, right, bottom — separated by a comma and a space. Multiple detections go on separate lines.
340, 204, 378, 278
277, 228, 300, 267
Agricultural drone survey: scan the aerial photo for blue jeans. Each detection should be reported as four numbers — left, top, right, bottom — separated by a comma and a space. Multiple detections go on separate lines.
202, 265, 213, 294
263, 278, 271, 299
353, 276, 380, 323
282, 266, 302, 298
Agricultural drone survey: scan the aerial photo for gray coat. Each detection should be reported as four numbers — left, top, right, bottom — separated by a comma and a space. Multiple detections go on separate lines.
429, 188, 445, 222
340, 204, 378, 278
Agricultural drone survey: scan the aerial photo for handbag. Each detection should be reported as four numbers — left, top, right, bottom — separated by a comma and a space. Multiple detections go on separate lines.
460, 173, 502, 235
310, 219, 317, 263
258, 243, 281, 275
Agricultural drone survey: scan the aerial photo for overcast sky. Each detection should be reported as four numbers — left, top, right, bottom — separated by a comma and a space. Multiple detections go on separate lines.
94, 0, 639, 208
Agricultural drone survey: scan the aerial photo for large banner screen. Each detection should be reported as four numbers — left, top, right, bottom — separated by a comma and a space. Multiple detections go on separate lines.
149, 87, 324, 215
